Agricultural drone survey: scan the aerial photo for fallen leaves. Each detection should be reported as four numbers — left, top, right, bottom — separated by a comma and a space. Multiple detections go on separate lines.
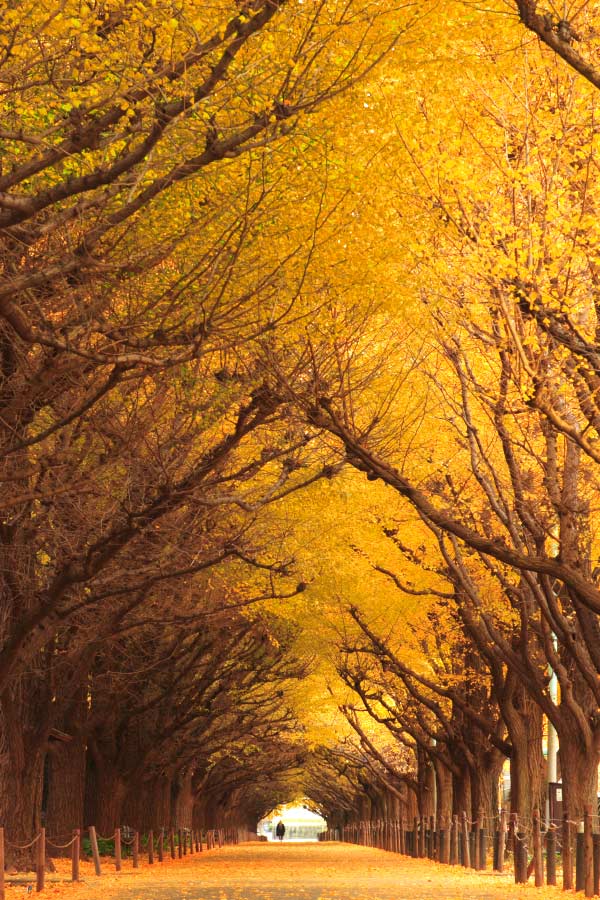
4, 841, 568, 900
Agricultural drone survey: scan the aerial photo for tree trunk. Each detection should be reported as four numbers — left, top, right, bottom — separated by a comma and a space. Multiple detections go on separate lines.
452, 764, 471, 817
172, 768, 194, 829
502, 685, 544, 820
416, 746, 435, 816
470, 749, 504, 823
0, 733, 45, 870
434, 761, 453, 824
45, 736, 86, 855
557, 728, 599, 822
405, 782, 419, 821
123, 774, 171, 832
0, 506, 52, 870
0, 674, 52, 870
92, 765, 127, 834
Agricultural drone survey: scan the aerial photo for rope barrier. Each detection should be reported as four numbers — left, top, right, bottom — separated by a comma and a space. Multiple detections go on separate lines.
46, 836, 77, 850
5, 833, 41, 850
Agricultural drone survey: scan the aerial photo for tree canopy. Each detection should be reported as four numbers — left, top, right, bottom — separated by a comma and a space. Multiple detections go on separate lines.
4, 0, 600, 868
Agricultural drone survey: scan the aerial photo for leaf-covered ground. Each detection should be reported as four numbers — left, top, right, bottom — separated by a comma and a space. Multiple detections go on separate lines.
7, 842, 564, 900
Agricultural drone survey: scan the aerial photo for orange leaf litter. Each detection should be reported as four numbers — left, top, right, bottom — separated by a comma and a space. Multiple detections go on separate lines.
6, 842, 566, 900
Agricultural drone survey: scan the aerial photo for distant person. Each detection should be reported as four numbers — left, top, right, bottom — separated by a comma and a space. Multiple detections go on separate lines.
275, 820, 285, 841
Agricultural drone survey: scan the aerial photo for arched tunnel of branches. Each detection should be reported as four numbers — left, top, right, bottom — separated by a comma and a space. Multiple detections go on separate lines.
5, 0, 600, 882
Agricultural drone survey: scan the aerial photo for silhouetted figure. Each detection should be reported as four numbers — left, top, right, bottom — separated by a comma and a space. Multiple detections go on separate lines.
275, 820, 285, 841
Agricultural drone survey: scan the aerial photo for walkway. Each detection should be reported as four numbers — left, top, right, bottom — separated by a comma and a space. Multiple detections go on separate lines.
30, 842, 549, 900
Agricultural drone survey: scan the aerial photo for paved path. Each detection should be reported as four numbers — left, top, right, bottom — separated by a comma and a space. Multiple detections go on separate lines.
36, 841, 548, 900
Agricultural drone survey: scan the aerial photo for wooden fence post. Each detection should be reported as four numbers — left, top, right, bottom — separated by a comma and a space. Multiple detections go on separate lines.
532, 808, 543, 887
439, 816, 448, 864
469, 828, 476, 869
473, 810, 481, 870
71, 829, 80, 882
132, 830, 139, 869
546, 825, 556, 885
576, 819, 585, 893
115, 827, 122, 871
508, 813, 517, 878
0, 826, 4, 900
478, 809, 487, 871
148, 829, 154, 864
577, 821, 585, 892
450, 814, 458, 865
515, 817, 528, 884
461, 812, 471, 869
584, 806, 593, 897
36, 828, 45, 893
496, 808, 506, 873
89, 826, 102, 875
563, 812, 573, 891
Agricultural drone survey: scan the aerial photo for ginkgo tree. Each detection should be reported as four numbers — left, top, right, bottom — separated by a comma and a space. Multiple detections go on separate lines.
0, 0, 437, 867
10, 0, 600, 866
286, 17, 600, 824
